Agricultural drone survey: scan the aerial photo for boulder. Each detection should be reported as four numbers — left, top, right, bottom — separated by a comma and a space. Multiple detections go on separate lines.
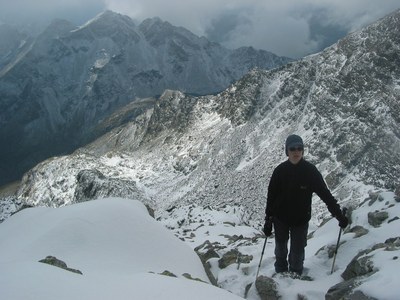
327, 237, 400, 299
367, 211, 389, 227
218, 249, 253, 269
39, 256, 82, 275
326, 279, 378, 300
341, 255, 375, 280
73, 169, 153, 216
255, 275, 280, 300
349, 225, 369, 238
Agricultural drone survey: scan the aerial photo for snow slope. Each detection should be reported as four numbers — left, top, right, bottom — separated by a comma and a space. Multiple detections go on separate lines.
1, 193, 399, 299
0, 197, 243, 300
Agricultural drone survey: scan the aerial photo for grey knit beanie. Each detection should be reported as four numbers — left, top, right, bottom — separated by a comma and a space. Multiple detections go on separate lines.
285, 134, 304, 155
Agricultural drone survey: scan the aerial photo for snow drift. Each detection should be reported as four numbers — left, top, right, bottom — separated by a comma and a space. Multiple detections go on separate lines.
0, 197, 243, 300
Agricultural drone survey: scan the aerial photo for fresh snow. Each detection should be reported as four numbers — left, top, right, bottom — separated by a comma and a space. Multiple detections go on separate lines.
159, 192, 400, 299
0, 198, 243, 300
1, 192, 399, 299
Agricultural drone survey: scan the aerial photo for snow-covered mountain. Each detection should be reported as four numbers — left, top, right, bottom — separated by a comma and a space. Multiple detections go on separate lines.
6, 9, 399, 223
0, 10, 291, 186
1, 9, 400, 300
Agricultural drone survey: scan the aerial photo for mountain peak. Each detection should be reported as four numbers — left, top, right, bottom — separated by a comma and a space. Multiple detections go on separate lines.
85, 10, 127, 24
73, 10, 136, 36
141, 16, 164, 26
139, 17, 174, 35
138, 16, 203, 48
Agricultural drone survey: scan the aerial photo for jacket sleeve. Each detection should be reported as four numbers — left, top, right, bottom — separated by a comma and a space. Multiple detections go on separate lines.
265, 168, 279, 219
312, 168, 342, 217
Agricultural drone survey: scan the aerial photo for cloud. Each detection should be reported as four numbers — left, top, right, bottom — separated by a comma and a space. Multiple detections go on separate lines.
104, 0, 399, 58
0, 0, 105, 25
0, 0, 398, 58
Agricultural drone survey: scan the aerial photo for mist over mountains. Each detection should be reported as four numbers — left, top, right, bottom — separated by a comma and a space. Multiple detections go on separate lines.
0, 10, 291, 186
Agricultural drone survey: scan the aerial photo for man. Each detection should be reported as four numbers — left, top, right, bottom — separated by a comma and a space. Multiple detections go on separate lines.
263, 134, 348, 275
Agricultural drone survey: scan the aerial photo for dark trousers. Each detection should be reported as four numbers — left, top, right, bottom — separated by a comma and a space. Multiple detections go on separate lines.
273, 217, 308, 275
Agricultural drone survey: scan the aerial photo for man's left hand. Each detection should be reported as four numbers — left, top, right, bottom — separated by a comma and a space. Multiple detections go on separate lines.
336, 213, 349, 228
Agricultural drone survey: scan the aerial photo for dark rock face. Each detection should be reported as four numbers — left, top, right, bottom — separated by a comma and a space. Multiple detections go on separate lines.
0, 11, 291, 186
73, 169, 147, 204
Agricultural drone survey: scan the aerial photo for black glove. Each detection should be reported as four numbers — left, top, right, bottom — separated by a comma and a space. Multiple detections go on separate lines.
263, 217, 273, 236
336, 211, 349, 228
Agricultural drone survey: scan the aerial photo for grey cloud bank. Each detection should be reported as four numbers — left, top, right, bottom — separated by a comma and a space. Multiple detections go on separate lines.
0, 0, 399, 58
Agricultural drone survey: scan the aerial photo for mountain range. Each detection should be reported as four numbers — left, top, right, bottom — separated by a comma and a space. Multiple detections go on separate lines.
0, 8, 400, 300
3, 9, 398, 225
0, 10, 291, 186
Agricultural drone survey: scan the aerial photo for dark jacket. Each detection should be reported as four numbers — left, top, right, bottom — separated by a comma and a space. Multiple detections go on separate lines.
265, 158, 341, 226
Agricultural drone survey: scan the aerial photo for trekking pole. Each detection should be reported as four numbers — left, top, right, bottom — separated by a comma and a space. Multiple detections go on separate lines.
330, 208, 347, 274
256, 237, 268, 278
330, 227, 343, 274
245, 235, 269, 299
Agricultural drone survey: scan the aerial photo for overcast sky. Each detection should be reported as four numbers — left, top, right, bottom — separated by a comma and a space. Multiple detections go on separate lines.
0, 0, 399, 58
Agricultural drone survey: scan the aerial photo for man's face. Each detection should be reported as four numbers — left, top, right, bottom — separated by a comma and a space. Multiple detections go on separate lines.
288, 146, 303, 164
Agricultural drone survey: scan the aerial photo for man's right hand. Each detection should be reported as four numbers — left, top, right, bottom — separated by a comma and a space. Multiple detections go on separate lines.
263, 217, 273, 236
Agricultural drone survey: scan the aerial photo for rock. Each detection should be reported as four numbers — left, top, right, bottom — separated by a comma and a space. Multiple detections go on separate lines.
329, 238, 400, 299
255, 275, 280, 300
194, 240, 221, 260
346, 291, 378, 300
385, 237, 400, 247
194, 240, 219, 286
349, 225, 369, 238
326, 278, 358, 300
341, 239, 398, 281
218, 249, 253, 269
200, 248, 220, 261
315, 241, 346, 259
218, 249, 240, 269
325, 279, 378, 300
39, 256, 83, 275
341, 255, 375, 280
159, 270, 177, 277
145, 205, 155, 218
367, 211, 389, 227
388, 216, 399, 223
182, 273, 207, 283
395, 184, 400, 198
73, 169, 150, 209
